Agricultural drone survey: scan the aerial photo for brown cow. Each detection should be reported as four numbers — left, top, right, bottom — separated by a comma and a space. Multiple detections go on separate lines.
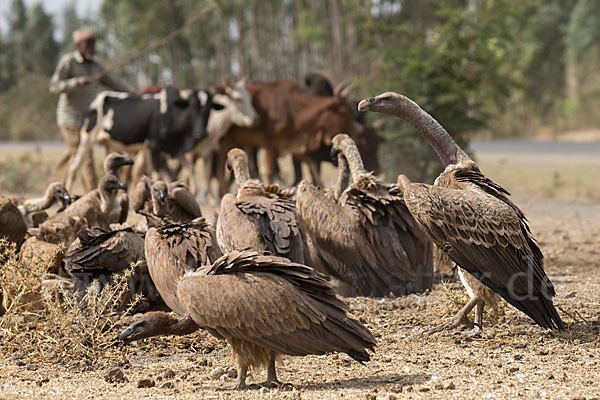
214, 79, 365, 195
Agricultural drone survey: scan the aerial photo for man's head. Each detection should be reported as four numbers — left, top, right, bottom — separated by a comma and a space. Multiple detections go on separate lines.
73, 27, 95, 60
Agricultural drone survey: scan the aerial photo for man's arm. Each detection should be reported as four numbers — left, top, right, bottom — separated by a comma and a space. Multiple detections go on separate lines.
49, 55, 86, 94
99, 65, 132, 93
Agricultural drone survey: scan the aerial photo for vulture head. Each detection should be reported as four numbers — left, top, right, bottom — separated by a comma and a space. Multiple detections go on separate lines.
104, 152, 134, 175
48, 182, 72, 208
151, 181, 169, 216
99, 174, 127, 193
119, 312, 167, 343
226, 148, 251, 187
357, 91, 405, 115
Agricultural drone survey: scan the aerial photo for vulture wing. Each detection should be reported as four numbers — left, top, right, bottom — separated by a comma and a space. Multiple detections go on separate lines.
177, 251, 375, 362
404, 182, 564, 329
235, 195, 309, 264
297, 179, 430, 296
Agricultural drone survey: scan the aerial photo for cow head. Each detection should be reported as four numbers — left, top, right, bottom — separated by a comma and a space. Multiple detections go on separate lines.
211, 79, 259, 128
160, 86, 224, 157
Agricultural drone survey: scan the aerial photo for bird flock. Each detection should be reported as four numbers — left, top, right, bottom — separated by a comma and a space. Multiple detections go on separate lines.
0, 92, 564, 390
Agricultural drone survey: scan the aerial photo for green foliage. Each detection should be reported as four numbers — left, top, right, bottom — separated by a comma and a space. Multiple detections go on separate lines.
0, 73, 60, 142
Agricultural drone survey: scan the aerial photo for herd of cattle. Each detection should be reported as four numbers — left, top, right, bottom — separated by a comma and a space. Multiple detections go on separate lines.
65, 73, 382, 199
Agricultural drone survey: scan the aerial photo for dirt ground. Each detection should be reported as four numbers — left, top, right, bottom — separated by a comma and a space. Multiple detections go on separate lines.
0, 143, 599, 399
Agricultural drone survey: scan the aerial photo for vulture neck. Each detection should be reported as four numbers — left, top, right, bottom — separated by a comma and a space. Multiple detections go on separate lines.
99, 189, 116, 214
232, 160, 252, 188
334, 154, 351, 200
383, 97, 470, 167
158, 313, 199, 336
23, 186, 56, 212
340, 141, 367, 182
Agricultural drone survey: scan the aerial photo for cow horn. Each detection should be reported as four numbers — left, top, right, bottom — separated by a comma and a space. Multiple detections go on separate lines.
339, 81, 357, 99
333, 79, 348, 97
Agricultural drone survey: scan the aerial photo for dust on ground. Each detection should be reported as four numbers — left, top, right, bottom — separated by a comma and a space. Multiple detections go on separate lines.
0, 142, 598, 399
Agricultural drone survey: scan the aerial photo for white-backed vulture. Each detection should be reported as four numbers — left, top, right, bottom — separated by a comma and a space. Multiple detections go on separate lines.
64, 225, 164, 311
103, 153, 134, 223
217, 148, 310, 265
38, 174, 127, 236
17, 182, 72, 227
120, 247, 375, 389
359, 92, 565, 333
0, 199, 27, 250
296, 134, 433, 297
150, 180, 202, 222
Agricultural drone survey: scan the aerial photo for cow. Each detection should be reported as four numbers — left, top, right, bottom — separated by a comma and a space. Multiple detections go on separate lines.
213, 79, 367, 196
64, 86, 223, 192
125, 80, 259, 196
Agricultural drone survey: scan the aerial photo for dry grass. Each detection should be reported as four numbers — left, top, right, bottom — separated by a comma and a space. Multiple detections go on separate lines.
0, 240, 143, 362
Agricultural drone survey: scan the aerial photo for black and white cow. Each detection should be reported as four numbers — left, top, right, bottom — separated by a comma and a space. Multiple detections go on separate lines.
65, 86, 223, 191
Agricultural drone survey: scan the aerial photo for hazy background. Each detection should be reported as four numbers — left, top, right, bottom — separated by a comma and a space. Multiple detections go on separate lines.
0, 0, 599, 182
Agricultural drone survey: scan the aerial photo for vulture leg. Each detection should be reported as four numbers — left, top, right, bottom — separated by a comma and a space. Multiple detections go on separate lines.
234, 366, 248, 390
263, 353, 282, 388
425, 295, 479, 335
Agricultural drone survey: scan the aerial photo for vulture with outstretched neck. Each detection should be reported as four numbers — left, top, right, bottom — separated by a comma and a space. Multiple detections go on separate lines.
103, 153, 134, 223
120, 245, 375, 389
359, 92, 565, 333
296, 134, 433, 296
17, 182, 71, 227
217, 148, 310, 265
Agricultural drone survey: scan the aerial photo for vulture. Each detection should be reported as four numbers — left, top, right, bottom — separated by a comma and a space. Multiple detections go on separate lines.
131, 176, 201, 224
64, 226, 147, 299
38, 174, 127, 235
150, 180, 202, 222
295, 134, 433, 296
17, 182, 72, 227
359, 92, 565, 334
120, 241, 375, 389
217, 148, 310, 265
103, 153, 134, 223
0, 199, 27, 250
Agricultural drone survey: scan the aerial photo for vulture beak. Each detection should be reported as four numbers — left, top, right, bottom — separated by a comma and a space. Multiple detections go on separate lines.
121, 156, 134, 166
357, 97, 375, 112
63, 193, 72, 206
158, 190, 167, 202
330, 147, 340, 161
118, 182, 128, 191
118, 325, 135, 343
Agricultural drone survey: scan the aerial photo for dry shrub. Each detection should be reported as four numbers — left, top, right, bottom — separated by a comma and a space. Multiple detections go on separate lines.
0, 239, 143, 361
440, 280, 505, 323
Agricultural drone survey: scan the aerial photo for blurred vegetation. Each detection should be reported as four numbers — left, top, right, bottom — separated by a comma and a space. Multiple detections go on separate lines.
0, 0, 599, 182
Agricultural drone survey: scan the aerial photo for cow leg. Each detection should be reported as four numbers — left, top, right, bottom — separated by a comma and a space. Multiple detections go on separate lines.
292, 156, 303, 185
216, 148, 229, 197
181, 153, 197, 195
150, 146, 163, 182
65, 129, 94, 192
247, 147, 260, 180
262, 148, 276, 185
297, 155, 322, 187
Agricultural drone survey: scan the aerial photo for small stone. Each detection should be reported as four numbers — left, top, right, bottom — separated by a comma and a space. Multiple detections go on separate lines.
509, 367, 519, 373
210, 367, 226, 380
137, 378, 155, 388
444, 381, 456, 390
418, 387, 430, 392
105, 368, 128, 383
37, 377, 49, 386
161, 382, 175, 389
163, 370, 176, 380
16, 361, 26, 367
388, 395, 398, 400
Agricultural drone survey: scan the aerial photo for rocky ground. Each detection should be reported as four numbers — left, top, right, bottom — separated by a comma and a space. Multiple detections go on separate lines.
0, 143, 598, 399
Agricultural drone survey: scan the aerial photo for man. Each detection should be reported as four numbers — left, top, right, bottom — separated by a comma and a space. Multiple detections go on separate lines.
49, 27, 131, 192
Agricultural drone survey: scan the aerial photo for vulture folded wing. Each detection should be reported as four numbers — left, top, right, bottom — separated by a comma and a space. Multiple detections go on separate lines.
404, 183, 564, 329
177, 251, 375, 361
236, 196, 308, 263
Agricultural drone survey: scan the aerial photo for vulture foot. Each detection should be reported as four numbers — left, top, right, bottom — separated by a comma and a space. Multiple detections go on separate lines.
424, 296, 481, 335
460, 325, 493, 339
